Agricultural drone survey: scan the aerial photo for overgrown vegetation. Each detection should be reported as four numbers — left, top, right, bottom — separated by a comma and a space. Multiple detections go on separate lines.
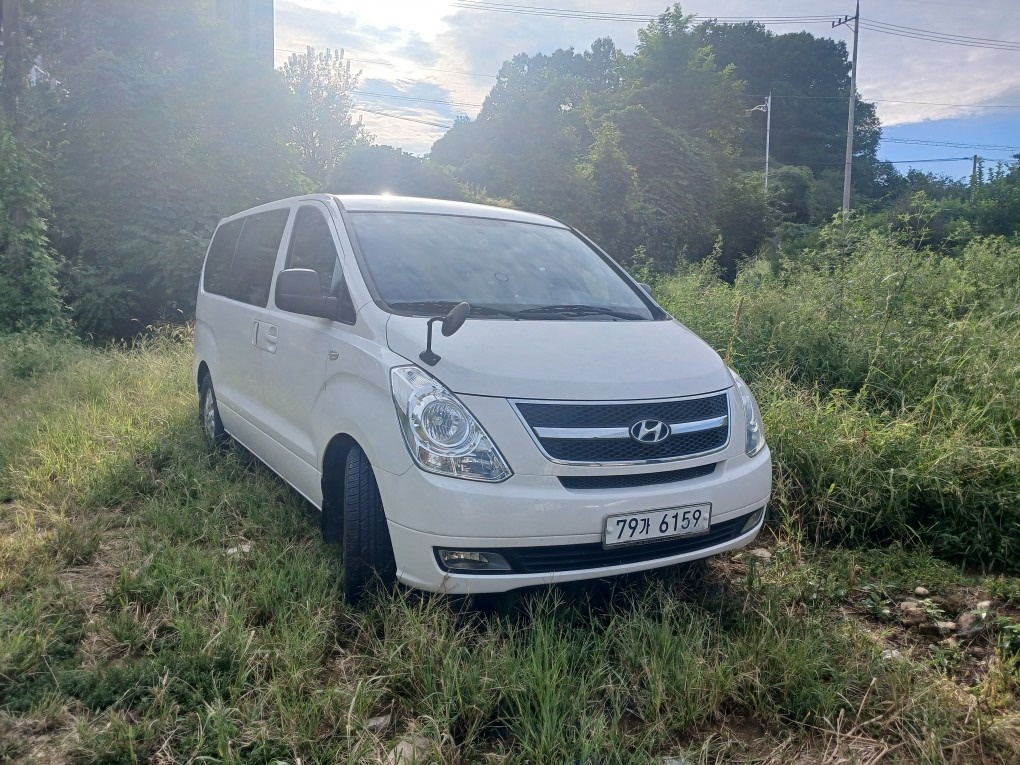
654, 211, 1020, 571
0, 333, 1018, 762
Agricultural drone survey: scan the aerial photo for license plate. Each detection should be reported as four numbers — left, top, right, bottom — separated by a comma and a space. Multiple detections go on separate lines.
603, 504, 711, 547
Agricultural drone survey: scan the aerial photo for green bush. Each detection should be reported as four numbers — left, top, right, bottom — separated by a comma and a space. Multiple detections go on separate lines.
654, 219, 1020, 570
0, 332, 82, 385
761, 377, 1019, 570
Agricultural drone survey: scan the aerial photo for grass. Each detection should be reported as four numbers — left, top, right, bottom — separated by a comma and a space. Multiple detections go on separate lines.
0, 330, 1017, 763
654, 223, 1020, 571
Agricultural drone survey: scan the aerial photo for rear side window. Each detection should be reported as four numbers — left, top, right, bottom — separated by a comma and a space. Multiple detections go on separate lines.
231, 209, 290, 307
285, 206, 341, 294
203, 210, 290, 305
203, 218, 244, 297
212, 209, 291, 307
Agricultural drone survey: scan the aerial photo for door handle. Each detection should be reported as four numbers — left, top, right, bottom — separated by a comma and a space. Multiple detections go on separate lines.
251, 320, 260, 346
264, 324, 279, 354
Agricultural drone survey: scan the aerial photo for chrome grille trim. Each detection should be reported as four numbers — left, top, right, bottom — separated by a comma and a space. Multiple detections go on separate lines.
512, 391, 732, 466
535, 415, 729, 440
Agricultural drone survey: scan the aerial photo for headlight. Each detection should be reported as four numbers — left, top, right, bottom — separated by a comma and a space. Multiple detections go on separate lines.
391, 366, 512, 482
730, 368, 766, 458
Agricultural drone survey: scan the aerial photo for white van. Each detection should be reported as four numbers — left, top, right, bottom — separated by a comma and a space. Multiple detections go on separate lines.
194, 195, 771, 599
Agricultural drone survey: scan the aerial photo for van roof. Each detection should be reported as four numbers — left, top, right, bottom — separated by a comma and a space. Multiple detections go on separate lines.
332, 195, 565, 227
215, 195, 568, 230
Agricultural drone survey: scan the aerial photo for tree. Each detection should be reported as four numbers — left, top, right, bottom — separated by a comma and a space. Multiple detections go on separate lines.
432, 50, 594, 222
628, 4, 746, 152
29, 0, 306, 337
713, 172, 779, 278
282, 47, 369, 187
973, 158, 1020, 236
0, 126, 64, 331
0, 0, 64, 332
1, 0, 28, 138
695, 22, 881, 182
607, 105, 719, 269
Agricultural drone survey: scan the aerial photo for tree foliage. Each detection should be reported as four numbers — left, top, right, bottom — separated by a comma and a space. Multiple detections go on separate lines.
282, 47, 369, 187
18, 0, 308, 337
431, 5, 744, 271
0, 125, 64, 331
429, 3, 964, 276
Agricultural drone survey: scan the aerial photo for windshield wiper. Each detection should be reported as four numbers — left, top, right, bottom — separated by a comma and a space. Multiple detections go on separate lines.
388, 300, 519, 319
515, 304, 644, 320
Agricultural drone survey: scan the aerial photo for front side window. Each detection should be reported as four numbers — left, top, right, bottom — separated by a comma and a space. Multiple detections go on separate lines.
347, 212, 656, 320
285, 206, 341, 294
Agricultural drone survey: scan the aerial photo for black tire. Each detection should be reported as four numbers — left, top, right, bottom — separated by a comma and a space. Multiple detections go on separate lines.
199, 375, 228, 449
342, 446, 396, 602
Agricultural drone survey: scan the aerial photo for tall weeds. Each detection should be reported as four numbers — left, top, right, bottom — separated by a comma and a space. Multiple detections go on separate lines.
657, 220, 1020, 570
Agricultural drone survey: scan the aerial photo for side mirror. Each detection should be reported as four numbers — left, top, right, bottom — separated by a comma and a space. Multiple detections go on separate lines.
420, 301, 471, 366
638, 282, 653, 296
275, 268, 338, 319
441, 301, 470, 336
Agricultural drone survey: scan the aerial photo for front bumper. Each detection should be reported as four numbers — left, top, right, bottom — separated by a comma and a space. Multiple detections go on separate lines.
376, 446, 772, 594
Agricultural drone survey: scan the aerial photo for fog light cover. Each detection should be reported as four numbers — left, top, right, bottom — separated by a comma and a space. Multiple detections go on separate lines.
438, 550, 512, 572
741, 507, 765, 533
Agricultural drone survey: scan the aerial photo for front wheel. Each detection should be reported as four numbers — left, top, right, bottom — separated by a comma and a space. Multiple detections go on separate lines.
342, 446, 396, 602
199, 375, 227, 450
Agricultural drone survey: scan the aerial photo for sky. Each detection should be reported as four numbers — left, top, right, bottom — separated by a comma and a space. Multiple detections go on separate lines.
274, 0, 1020, 179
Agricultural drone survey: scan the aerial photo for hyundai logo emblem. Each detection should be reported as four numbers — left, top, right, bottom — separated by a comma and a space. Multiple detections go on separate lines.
630, 419, 670, 444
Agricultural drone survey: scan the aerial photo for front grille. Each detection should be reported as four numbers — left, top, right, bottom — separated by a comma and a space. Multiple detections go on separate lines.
558, 462, 717, 490
434, 510, 754, 575
517, 394, 728, 428
542, 427, 727, 462
515, 392, 730, 464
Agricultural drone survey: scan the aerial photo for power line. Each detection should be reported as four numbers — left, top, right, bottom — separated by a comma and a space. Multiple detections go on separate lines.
733, 156, 976, 169
882, 156, 975, 163
858, 19, 1020, 50
348, 59, 495, 79
355, 106, 454, 130
860, 17, 1020, 46
452, 2, 840, 24
453, 2, 1020, 52
353, 89, 482, 109
883, 137, 1020, 152
748, 93, 1020, 108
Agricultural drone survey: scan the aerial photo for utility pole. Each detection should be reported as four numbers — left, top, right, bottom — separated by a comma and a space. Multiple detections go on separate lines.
764, 92, 772, 193
749, 94, 772, 194
833, 1, 860, 218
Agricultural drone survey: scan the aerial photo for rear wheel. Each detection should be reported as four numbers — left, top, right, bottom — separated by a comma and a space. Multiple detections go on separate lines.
199, 375, 227, 449
342, 446, 396, 602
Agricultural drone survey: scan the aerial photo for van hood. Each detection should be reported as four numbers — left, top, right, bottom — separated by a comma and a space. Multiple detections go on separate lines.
385, 316, 734, 400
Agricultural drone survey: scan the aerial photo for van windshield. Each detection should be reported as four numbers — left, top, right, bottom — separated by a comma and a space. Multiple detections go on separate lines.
347, 212, 657, 321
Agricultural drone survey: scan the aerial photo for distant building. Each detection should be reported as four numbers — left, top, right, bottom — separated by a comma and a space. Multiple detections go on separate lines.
207, 0, 275, 67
